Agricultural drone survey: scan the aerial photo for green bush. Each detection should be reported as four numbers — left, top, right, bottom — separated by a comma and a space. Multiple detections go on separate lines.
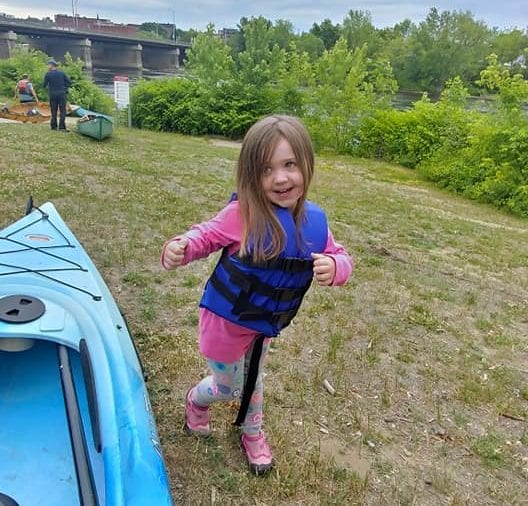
420, 116, 528, 217
131, 77, 279, 138
132, 77, 202, 132
356, 92, 472, 168
201, 81, 280, 137
353, 71, 528, 217
0, 49, 48, 100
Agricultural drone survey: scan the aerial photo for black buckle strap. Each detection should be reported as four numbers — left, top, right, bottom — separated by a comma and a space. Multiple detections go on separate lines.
237, 308, 297, 327
234, 295, 299, 326
221, 255, 309, 302
234, 334, 265, 427
233, 254, 313, 273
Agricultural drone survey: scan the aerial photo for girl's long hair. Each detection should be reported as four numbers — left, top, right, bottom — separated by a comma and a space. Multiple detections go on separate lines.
237, 115, 315, 262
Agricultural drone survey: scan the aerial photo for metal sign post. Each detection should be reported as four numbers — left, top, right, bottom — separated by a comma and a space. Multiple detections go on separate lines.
114, 75, 131, 128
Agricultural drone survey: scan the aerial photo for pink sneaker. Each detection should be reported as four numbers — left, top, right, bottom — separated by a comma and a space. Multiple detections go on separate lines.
184, 388, 211, 436
241, 431, 274, 475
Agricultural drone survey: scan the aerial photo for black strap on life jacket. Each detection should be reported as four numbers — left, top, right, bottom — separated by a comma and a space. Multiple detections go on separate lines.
234, 333, 266, 426
208, 251, 312, 329
233, 253, 313, 273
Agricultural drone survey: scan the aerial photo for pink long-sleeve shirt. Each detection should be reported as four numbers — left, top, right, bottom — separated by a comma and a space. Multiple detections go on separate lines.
161, 200, 353, 362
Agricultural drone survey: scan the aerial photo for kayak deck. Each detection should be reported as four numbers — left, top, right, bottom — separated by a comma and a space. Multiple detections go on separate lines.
0, 339, 103, 506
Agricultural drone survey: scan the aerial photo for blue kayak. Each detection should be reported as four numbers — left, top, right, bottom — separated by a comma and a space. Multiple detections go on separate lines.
0, 202, 173, 506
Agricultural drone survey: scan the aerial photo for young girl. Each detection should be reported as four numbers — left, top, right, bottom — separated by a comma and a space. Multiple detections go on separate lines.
161, 115, 352, 475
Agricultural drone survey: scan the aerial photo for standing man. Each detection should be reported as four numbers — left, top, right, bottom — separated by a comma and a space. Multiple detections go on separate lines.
42, 59, 71, 131
15, 74, 39, 103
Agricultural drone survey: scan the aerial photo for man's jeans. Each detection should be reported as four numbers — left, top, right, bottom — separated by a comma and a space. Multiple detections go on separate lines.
50, 94, 67, 130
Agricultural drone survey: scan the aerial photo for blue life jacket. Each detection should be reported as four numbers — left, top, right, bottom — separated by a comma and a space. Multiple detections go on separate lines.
199, 200, 328, 337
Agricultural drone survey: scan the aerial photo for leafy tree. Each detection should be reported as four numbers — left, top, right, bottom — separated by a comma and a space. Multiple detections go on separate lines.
377, 19, 413, 56
295, 32, 325, 60
185, 23, 235, 84
236, 16, 285, 87
310, 18, 340, 50
275, 42, 314, 115
391, 8, 492, 94
490, 29, 528, 65
240, 16, 274, 62
173, 28, 198, 44
342, 10, 382, 56
477, 53, 528, 114
314, 37, 356, 87
227, 17, 249, 56
305, 38, 395, 151
439, 76, 469, 108
272, 19, 295, 50
388, 19, 414, 39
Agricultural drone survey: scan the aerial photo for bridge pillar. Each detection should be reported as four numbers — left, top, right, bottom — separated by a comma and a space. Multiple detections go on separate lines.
133, 43, 143, 70
92, 41, 142, 70
142, 46, 180, 71
69, 38, 93, 71
0, 30, 17, 59
28, 36, 92, 70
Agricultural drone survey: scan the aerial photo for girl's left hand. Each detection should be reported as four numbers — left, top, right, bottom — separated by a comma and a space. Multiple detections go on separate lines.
311, 253, 335, 286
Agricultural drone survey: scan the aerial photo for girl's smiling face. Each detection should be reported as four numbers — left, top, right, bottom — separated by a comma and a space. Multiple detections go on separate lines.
261, 137, 305, 210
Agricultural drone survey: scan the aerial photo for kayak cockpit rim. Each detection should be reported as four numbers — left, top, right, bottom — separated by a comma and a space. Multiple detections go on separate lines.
58, 343, 99, 506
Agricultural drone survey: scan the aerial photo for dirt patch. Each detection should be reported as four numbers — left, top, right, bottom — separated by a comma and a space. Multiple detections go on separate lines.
319, 437, 371, 478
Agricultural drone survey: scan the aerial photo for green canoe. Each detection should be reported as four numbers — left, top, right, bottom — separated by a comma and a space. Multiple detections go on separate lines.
76, 115, 113, 140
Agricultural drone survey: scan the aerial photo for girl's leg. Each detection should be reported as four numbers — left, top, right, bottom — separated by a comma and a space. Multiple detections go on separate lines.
240, 337, 274, 475
185, 356, 245, 436
192, 357, 245, 405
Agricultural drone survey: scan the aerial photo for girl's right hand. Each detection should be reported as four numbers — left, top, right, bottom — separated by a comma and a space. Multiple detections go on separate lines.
164, 237, 189, 269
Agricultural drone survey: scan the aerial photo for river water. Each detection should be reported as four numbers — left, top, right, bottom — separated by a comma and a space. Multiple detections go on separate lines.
91, 67, 184, 97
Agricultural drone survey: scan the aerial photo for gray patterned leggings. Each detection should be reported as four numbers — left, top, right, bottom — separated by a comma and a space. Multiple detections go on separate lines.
192, 337, 271, 435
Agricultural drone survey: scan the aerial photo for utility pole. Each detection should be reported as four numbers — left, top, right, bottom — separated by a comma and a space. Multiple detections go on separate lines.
172, 9, 176, 42
71, 0, 79, 30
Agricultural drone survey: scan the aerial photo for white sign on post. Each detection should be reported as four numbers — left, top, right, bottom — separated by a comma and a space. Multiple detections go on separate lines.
114, 75, 131, 127
114, 75, 130, 109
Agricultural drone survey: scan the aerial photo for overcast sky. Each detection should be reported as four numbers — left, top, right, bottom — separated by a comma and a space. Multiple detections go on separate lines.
1, 1, 526, 32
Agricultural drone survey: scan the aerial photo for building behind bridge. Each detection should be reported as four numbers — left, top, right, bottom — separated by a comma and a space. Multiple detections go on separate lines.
55, 14, 140, 37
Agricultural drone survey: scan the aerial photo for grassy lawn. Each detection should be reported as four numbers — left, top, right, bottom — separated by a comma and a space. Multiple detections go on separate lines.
1, 122, 527, 505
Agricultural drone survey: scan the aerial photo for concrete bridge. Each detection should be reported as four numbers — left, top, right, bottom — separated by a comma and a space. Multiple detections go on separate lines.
0, 21, 190, 71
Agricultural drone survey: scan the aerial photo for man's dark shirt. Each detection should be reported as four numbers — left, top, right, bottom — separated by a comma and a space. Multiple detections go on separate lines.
43, 69, 71, 97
